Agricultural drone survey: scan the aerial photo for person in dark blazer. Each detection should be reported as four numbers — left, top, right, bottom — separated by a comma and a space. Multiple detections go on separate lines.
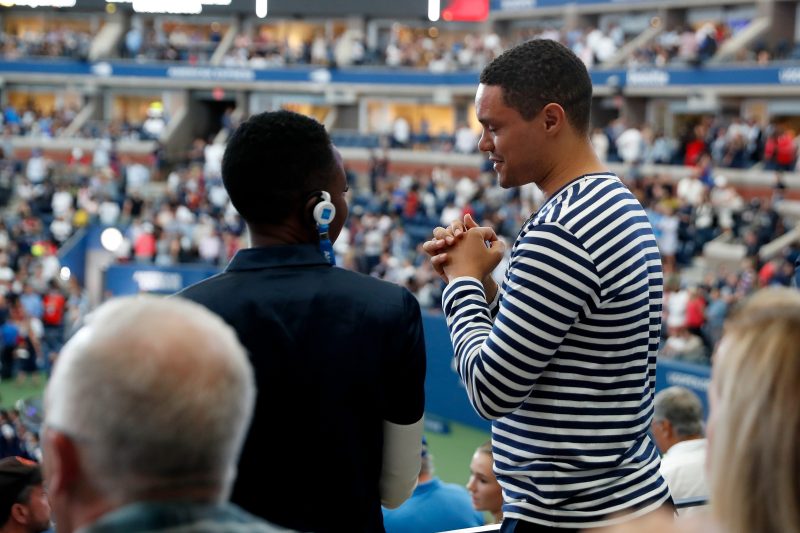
177, 110, 426, 533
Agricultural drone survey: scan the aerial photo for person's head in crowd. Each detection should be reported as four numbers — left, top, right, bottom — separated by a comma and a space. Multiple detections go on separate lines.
418, 437, 433, 482
709, 287, 800, 533
476, 38, 596, 194
467, 441, 503, 523
0, 456, 50, 533
221, 110, 348, 248
651, 386, 705, 454
41, 295, 256, 533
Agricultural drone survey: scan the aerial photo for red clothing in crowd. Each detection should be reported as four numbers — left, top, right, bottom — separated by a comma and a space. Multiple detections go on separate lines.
43, 291, 66, 326
684, 139, 706, 166
764, 132, 797, 167
685, 295, 706, 330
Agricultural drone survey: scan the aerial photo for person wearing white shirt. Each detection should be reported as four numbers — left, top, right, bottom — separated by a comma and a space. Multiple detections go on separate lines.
591, 127, 609, 161
651, 386, 709, 516
677, 170, 707, 207
455, 123, 478, 154
616, 126, 643, 164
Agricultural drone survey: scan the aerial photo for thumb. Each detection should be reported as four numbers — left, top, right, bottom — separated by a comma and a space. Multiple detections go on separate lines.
464, 213, 478, 229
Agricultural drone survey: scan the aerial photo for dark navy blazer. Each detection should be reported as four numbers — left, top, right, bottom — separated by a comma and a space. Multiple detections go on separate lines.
178, 244, 426, 533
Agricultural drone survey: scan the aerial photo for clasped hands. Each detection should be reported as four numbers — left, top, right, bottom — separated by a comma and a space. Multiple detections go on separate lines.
422, 213, 506, 286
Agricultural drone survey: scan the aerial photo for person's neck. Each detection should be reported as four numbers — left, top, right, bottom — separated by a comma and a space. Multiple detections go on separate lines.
0, 521, 31, 533
491, 510, 503, 524
64, 498, 118, 533
68, 484, 222, 533
665, 434, 704, 453
538, 136, 608, 200
248, 221, 315, 248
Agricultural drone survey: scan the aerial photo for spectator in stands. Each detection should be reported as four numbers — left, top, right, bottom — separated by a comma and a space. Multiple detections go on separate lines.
651, 387, 708, 515
661, 325, 705, 363
178, 110, 425, 532
424, 39, 670, 531
455, 122, 478, 154
599, 287, 800, 533
764, 125, 796, 171
40, 280, 65, 374
706, 287, 800, 532
684, 285, 709, 352
382, 438, 484, 532
467, 442, 503, 524
591, 127, 609, 162
616, 123, 644, 165
392, 116, 411, 148
0, 457, 50, 533
41, 295, 283, 533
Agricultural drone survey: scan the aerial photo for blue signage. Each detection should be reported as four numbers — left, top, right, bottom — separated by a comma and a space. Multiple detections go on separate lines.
492, 0, 654, 10
1, 59, 800, 90
104, 263, 220, 296
655, 358, 711, 419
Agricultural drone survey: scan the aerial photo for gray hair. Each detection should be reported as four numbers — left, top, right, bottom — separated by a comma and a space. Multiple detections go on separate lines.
653, 386, 704, 438
45, 295, 256, 503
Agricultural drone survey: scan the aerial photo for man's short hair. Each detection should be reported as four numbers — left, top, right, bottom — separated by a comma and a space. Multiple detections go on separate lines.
0, 456, 42, 525
479, 39, 593, 134
45, 295, 256, 502
653, 386, 704, 438
221, 110, 337, 226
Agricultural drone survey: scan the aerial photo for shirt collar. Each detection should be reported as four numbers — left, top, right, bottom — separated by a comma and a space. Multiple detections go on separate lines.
226, 244, 330, 272
664, 438, 707, 458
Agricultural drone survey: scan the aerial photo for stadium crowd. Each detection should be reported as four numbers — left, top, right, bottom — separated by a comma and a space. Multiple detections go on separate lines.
0, 27, 92, 60
0, 117, 788, 399
6, 15, 789, 72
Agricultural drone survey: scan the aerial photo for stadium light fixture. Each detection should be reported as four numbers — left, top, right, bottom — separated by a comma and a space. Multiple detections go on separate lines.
256, 0, 267, 18
428, 0, 440, 21
100, 228, 124, 253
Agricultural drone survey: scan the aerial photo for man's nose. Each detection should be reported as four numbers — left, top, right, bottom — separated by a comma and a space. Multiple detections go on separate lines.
478, 131, 493, 153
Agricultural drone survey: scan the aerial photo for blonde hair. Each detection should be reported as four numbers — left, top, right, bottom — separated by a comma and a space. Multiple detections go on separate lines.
711, 288, 800, 533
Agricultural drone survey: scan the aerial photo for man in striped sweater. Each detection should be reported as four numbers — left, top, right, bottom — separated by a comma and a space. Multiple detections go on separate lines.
424, 39, 671, 531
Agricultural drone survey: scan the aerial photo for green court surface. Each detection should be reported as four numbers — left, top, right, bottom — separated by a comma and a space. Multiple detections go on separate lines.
424, 417, 491, 486
0, 379, 46, 410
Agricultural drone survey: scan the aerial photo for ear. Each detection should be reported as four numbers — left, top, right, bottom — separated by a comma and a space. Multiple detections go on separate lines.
661, 419, 674, 439
44, 430, 83, 498
10, 501, 29, 524
304, 194, 320, 226
541, 103, 566, 135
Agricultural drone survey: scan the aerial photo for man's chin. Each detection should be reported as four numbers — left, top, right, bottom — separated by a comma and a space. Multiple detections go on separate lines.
496, 172, 513, 189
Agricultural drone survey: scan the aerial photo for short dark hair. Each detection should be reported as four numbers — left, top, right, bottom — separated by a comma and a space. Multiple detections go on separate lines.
480, 39, 593, 134
0, 457, 42, 526
221, 110, 336, 225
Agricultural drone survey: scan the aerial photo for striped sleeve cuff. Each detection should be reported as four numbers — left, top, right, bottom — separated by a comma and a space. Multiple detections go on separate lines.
442, 276, 486, 321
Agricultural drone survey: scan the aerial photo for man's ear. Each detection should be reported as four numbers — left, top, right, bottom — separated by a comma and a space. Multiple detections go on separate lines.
44, 430, 82, 497
541, 103, 566, 135
10, 501, 29, 524
661, 419, 675, 439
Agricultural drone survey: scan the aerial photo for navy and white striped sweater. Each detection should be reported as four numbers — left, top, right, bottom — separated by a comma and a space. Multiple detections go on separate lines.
442, 173, 670, 528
